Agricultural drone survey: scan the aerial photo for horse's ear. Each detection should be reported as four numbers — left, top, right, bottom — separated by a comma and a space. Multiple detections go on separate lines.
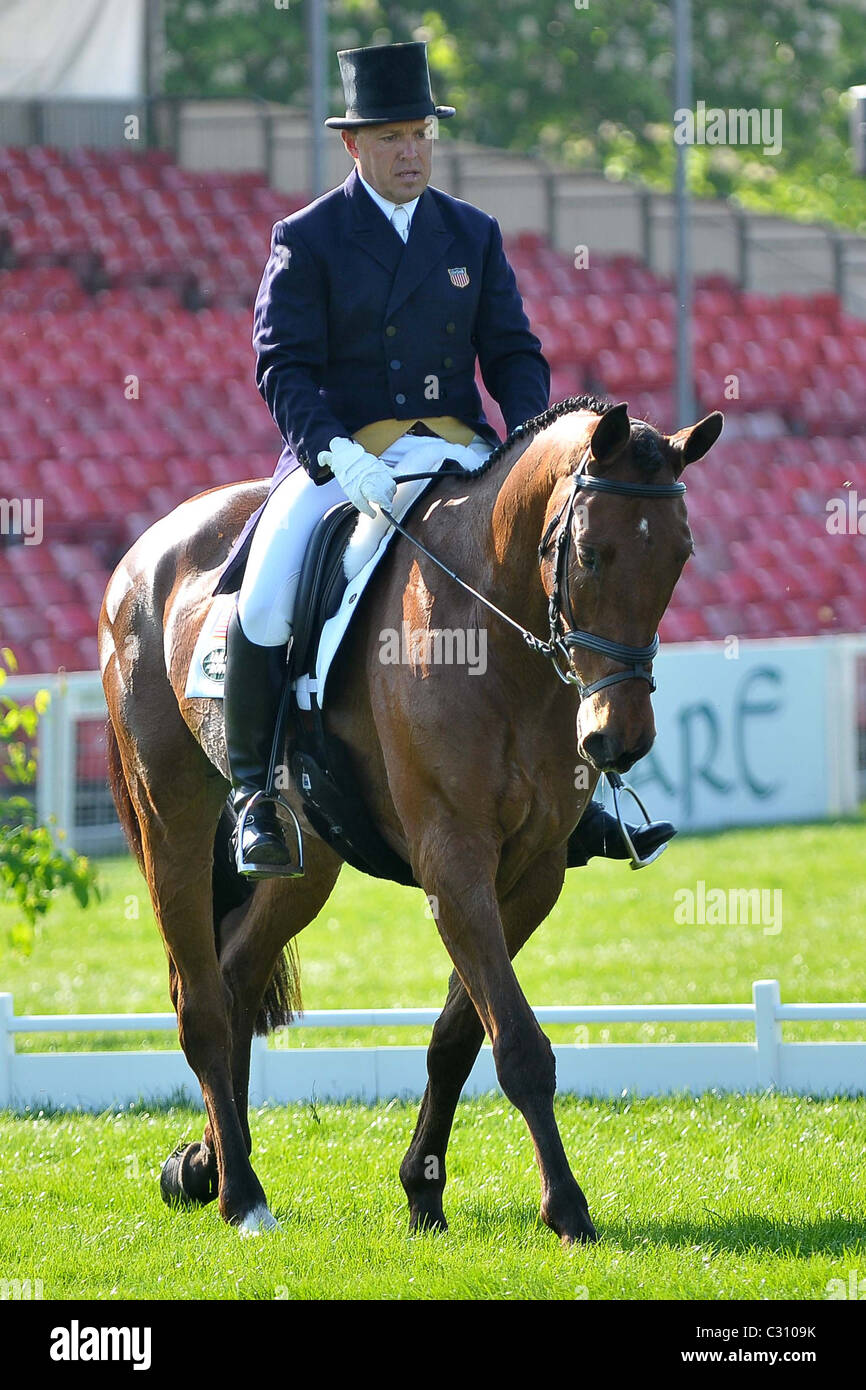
589, 402, 631, 464
669, 411, 724, 473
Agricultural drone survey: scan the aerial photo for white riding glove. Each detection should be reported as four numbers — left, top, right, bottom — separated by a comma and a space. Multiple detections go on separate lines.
317, 436, 397, 519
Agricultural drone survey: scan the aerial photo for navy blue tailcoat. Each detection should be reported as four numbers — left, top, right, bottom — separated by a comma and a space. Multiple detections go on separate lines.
214, 165, 550, 593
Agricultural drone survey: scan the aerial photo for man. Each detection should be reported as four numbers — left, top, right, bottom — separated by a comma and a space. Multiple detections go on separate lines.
214, 41, 674, 876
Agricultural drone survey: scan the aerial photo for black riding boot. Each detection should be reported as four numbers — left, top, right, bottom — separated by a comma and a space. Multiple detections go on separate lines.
566, 798, 675, 869
224, 607, 299, 876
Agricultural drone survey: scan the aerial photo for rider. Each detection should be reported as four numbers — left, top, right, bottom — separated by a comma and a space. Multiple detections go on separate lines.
213, 40, 675, 875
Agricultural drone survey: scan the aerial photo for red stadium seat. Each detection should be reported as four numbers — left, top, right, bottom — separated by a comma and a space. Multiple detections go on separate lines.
3, 144, 866, 664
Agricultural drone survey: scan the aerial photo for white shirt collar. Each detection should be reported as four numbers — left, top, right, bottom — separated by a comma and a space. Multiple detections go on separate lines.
357, 170, 420, 227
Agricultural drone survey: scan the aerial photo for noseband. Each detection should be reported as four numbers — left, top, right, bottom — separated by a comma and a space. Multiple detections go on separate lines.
538, 453, 687, 702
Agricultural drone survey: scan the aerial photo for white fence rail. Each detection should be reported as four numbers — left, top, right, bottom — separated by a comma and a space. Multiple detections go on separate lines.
2, 982, 865, 1111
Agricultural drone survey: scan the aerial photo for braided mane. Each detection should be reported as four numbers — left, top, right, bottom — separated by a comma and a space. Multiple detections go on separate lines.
456, 393, 615, 481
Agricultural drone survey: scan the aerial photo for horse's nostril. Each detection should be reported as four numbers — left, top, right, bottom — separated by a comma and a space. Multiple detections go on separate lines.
581, 731, 654, 773
580, 732, 620, 770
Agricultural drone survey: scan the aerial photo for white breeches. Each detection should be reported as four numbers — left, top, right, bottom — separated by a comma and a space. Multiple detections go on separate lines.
237, 431, 492, 646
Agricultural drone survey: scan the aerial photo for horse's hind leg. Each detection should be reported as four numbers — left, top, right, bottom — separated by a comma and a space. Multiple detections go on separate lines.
215, 841, 343, 1151
112, 703, 279, 1232
155, 819, 280, 1229
400, 848, 568, 1234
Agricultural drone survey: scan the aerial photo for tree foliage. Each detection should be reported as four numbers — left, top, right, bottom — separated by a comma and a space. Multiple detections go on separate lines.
0, 650, 99, 954
162, 0, 866, 233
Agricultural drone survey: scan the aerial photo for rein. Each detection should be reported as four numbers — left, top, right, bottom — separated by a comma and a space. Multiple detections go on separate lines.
380, 451, 686, 704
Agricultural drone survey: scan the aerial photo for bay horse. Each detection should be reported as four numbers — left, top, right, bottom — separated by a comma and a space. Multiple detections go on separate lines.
100, 395, 723, 1243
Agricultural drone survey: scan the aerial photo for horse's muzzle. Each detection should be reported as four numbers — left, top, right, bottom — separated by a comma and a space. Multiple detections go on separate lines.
578, 729, 655, 775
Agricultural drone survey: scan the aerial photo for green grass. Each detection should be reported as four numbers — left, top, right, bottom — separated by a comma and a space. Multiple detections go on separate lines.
0, 1093, 864, 1300
1, 819, 864, 1299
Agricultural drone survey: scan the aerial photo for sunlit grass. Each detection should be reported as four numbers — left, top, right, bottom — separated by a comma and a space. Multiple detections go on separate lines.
1, 820, 864, 1299
0, 1093, 863, 1300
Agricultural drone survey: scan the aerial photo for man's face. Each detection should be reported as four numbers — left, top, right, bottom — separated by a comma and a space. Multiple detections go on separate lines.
341, 120, 434, 203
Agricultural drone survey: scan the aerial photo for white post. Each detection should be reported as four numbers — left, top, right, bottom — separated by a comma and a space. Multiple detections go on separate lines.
826, 636, 859, 815
0, 994, 15, 1108
33, 674, 74, 837
248, 1034, 269, 1107
753, 979, 782, 1091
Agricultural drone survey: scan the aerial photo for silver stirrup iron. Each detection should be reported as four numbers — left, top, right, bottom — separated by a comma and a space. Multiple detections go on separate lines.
606, 771, 668, 871
233, 794, 305, 880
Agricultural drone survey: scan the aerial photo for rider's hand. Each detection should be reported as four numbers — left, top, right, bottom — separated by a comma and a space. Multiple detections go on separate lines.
318, 437, 397, 519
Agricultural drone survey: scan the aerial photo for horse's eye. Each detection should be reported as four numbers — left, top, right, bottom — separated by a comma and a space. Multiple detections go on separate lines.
576, 546, 597, 571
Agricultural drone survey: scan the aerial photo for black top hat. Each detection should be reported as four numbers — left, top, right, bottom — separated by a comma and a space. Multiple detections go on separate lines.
324, 42, 456, 129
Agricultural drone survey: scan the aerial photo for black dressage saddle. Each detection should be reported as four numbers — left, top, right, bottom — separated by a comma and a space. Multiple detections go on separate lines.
278, 501, 420, 887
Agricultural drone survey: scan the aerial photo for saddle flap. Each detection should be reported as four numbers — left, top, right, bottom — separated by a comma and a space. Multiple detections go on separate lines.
291, 501, 358, 677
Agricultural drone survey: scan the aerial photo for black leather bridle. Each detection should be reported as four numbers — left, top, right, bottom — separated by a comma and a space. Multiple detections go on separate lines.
382, 450, 687, 705
538, 451, 687, 701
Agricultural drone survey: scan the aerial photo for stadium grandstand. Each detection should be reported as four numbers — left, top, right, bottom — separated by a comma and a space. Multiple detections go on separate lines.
2, 135, 866, 841
2, 141, 866, 672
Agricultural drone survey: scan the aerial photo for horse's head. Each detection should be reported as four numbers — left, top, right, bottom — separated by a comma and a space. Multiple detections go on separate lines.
539, 401, 723, 774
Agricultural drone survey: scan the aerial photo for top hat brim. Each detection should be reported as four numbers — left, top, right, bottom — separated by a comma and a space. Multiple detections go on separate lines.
325, 105, 456, 130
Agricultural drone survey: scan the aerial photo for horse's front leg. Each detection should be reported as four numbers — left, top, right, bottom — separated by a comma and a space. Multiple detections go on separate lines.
399, 970, 483, 1232
400, 847, 570, 1235
412, 827, 597, 1246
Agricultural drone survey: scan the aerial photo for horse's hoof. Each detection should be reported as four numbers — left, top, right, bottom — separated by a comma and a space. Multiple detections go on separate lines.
160, 1142, 218, 1208
408, 1206, 448, 1235
560, 1222, 599, 1248
236, 1204, 280, 1237
557, 1210, 599, 1246
541, 1196, 598, 1246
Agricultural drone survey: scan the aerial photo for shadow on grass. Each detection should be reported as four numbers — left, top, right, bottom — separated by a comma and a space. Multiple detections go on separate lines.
602, 1212, 866, 1257
2, 1088, 201, 1120
439, 1200, 866, 1257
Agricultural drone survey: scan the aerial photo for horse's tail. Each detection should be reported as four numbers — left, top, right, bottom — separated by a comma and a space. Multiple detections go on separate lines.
105, 716, 145, 871
212, 805, 303, 1034
107, 716, 301, 1032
